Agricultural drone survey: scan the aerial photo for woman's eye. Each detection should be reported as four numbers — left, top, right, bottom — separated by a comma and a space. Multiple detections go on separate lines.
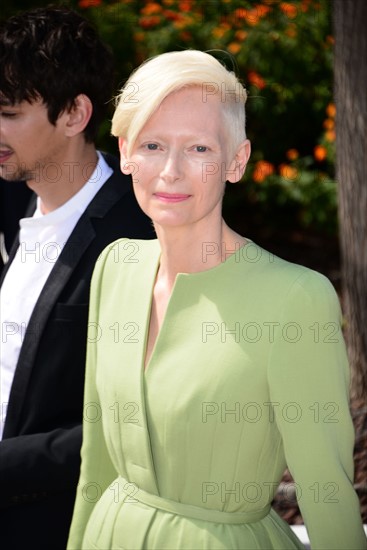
146, 143, 158, 150
195, 146, 207, 153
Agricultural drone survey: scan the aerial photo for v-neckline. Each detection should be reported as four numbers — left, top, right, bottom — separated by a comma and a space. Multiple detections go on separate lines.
143, 267, 180, 373
142, 239, 252, 374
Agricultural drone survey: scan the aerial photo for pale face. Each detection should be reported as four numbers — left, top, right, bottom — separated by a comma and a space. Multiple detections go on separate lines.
119, 87, 250, 233
0, 98, 69, 184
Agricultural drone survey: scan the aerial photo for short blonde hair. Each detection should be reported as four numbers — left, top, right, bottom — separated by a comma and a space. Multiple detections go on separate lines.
111, 50, 247, 157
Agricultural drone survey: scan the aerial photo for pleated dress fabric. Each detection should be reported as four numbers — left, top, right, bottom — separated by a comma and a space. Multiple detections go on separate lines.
67, 239, 366, 550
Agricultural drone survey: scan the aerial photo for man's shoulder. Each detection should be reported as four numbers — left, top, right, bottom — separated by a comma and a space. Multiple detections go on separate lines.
101, 151, 130, 190
79, 153, 154, 241
84, 152, 133, 218
101, 151, 120, 174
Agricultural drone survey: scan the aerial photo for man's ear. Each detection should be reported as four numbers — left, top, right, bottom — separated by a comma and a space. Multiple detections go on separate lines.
226, 139, 251, 183
118, 137, 133, 175
64, 94, 93, 137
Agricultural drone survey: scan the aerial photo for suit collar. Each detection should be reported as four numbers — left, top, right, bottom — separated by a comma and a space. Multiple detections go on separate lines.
0, 153, 128, 286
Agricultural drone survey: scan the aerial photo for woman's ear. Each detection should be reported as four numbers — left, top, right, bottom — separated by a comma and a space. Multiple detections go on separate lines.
118, 137, 133, 175
64, 94, 93, 137
226, 139, 251, 183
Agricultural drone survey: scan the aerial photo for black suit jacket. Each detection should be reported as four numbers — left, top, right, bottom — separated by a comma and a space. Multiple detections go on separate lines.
0, 154, 155, 549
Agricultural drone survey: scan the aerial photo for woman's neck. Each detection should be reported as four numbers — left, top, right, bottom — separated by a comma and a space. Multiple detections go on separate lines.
154, 220, 246, 287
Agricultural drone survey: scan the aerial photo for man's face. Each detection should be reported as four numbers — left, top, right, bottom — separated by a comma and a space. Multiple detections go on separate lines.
0, 98, 68, 185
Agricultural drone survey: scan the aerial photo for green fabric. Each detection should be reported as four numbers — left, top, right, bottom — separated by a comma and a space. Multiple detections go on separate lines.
68, 239, 366, 550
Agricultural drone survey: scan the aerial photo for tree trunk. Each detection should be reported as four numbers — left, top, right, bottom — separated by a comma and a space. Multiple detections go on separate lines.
333, 0, 367, 400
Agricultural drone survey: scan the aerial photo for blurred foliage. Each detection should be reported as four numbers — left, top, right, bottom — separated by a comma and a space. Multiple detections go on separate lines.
1, 0, 337, 235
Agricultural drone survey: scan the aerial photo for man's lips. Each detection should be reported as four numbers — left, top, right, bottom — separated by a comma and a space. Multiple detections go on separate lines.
154, 192, 191, 203
0, 150, 13, 163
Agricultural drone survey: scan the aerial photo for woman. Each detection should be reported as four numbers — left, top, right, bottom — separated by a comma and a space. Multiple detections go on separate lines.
68, 50, 366, 549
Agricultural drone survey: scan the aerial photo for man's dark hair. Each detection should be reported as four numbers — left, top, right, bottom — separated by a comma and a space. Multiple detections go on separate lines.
0, 6, 115, 142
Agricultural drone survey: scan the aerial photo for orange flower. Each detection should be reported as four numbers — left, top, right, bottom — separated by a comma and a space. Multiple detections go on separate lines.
280, 2, 298, 18
286, 148, 299, 161
285, 24, 297, 38
234, 8, 260, 25
134, 32, 145, 42
178, 0, 192, 12
212, 25, 230, 39
141, 2, 162, 15
256, 4, 272, 18
326, 35, 335, 45
228, 42, 241, 55
279, 163, 298, 180
235, 30, 248, 41
323, 118, 334, 130
247, 11, 260, 25
164, 10, 181, 22
180, 30, 192, 42
300, 0, 310, 12
326, 103, 336, 118
325, 130, 336, 142
253, 161, 275, 183
314, 145, 327, 161
78, 0, 101, 8
247, 70, 266, 90
140, 15, 161, 29
234, 7, 246, 19
173, 15, 194, 29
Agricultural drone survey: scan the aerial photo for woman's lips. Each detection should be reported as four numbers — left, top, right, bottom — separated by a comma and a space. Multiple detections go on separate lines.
154, 192, 191, 203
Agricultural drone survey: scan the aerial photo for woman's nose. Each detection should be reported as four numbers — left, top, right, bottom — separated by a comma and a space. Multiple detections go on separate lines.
160, 151, 182, 183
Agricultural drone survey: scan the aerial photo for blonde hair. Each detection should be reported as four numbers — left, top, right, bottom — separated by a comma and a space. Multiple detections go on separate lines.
111, 50, 247, 157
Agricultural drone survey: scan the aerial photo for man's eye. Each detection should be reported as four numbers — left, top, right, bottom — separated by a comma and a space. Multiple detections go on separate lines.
1, 112, 17, 118
195, 146, 207, 152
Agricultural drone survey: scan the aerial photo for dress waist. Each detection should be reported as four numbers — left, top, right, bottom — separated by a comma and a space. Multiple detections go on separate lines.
116, 476, 270, 524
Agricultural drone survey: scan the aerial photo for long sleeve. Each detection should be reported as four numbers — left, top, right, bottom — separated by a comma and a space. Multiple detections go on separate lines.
268, 270, 366, 549
67, 249, 118, 550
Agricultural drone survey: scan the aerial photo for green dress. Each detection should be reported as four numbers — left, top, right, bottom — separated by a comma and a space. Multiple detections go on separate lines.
67, 239, 366, 550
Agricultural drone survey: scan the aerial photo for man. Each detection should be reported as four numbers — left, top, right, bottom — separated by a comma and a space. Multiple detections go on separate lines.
0, 7, 154, 548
